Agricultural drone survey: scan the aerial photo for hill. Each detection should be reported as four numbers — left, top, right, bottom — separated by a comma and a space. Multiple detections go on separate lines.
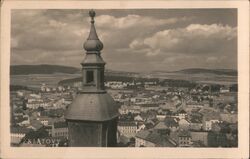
10, 65, 80, 75
172, 68, 237, 76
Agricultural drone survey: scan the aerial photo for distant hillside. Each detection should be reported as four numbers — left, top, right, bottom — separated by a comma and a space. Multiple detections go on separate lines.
173, 68, 237, 76
58, 75, 160, 85
10, 64, 139, 76
10, 65, 80, 75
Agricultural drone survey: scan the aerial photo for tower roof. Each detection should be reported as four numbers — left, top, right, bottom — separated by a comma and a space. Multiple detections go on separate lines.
83, 10, 103, 52
65, 93, 119, 121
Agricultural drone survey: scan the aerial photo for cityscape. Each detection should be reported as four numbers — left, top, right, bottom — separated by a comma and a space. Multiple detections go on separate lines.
10, 9, 238, 147
10, 66, 238, 147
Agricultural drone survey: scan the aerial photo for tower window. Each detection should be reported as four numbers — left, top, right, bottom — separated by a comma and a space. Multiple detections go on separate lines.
86, 70, 94, 83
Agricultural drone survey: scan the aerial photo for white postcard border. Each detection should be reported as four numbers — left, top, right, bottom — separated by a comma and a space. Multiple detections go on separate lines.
1, 1, 249, 159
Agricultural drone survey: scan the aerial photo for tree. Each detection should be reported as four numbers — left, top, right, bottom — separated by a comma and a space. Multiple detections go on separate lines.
130, 137, 135, 143
37, 106, 44, 112
210, 84, 221, 92
230, 84, 237, 92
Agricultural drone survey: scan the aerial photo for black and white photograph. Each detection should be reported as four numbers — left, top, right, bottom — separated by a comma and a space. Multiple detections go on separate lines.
1, 0, 249, 159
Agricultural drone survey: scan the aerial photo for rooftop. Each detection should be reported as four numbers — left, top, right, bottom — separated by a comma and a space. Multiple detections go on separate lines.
178, 130, 191, 137
136, 129, 177, 147
54, 121, 68, 129
118, 121, 137, 127
11, 126, 31, 134
65, 93, 119, 121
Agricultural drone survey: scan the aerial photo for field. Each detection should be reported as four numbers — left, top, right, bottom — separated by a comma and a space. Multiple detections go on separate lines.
10, 73, 80, 89
10, 71, 237, 90
145, 72, 237, 85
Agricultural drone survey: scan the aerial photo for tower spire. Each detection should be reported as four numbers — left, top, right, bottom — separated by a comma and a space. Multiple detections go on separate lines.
65, 10, 119, 147
84, 9, 103, 52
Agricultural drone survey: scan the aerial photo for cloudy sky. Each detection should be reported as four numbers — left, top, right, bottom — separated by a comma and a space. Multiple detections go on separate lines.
11, 9, 237, 72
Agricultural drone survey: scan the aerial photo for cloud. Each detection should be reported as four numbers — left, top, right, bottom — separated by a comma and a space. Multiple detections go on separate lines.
96, 14, 192, 29
94, 14, 193, 50
130, 23, 237, 56
11, 9, 237, 72
11, 10, 89, 51
48, 19, 67, 28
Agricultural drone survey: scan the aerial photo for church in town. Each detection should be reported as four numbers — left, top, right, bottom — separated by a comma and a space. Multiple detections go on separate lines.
65, 10, 119, 147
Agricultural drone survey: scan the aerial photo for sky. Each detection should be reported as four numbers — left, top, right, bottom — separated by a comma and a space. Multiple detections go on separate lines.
11, 9, 237, 72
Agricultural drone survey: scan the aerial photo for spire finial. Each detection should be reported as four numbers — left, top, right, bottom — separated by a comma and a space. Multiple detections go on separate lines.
89, 9, 95, 23
83, 9, 104, 52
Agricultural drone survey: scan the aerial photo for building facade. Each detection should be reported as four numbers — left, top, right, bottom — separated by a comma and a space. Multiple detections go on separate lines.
117, 121, 137, 138
52, 121, 68, 138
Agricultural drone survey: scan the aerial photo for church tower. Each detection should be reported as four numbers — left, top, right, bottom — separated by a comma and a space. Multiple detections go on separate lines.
65, 10, 119, 147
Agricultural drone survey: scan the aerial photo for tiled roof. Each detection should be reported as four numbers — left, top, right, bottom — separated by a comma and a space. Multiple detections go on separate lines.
138, 103, 159, 107
30, 120, 43, 130
135, 130, 151, 139
136, 129, 177, 147
54, 121, 68, 128
154, 121, 167, 129
154, 117, 179, 129
178, 130, 191, 137
178, 109, 187, 114
145, 123, 154, 129
118, 121, 137, 127
164, 117, 179, 127
119, 135, 130, 144
190, 117, 202, 124
11, 126, 31, 134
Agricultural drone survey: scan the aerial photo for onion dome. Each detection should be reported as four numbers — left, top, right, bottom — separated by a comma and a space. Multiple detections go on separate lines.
83, 9, 103, 52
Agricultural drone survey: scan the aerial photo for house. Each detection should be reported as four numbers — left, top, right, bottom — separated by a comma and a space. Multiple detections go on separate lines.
145, 118, 158, 126
134, 114, 144, 122
26, 101, 50, 109
178, 118, 190, 130
13, 109, 24, 117
11, 126, 31, 145
190, 131, 209, 146
52, 121, 68, 139
119, 105, 140, 115
213, 93, 236, 105
186, 102, 204, 109
189, 117, 203, 131
139, 103, 159, 112
156, 114, 166, 121
178, 130, 192, 147
220, 87, 230, 93
220, 113, 237, 123
203, 119, 220, 131
117, 134, 130, 146
154, 117, 179, 132
135, 129, 177, 147
159, 101, 176, 112
211, 122, 221, 132
44, 125, 52, 136
28, 120, 43, 131
177, 109, 187, 119
117, 121, 137, 138
201, 110, 221, 131
15, 115, 30, 126
143, 122, 154, 130
37, 116, 53, 126
136, 123, 146, 133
